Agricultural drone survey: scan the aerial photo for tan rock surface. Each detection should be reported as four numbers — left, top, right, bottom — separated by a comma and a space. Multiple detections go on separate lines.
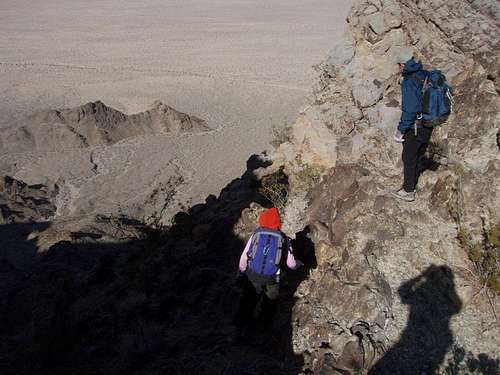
271, 0, 499, 373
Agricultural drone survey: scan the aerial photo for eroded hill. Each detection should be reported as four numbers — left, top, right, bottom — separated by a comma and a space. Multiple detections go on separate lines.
0, 101, 210, 153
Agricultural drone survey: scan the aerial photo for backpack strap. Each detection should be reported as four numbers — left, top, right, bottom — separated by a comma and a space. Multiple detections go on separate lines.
407, 73, 429, 135
248, 232, 260, 259
407, 73, 424, 84
407, 73, 427, 92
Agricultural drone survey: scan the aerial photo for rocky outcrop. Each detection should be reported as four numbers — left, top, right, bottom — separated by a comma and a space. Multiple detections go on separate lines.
0, 176, 57, 224
270, 0, 499, 373
0, 101, 210, 153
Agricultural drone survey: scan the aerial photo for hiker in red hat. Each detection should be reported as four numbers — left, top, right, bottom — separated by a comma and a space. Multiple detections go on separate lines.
235, 207, 302, 331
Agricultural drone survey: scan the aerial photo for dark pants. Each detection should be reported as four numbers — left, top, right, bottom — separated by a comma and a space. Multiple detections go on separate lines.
402, 126, 433, 192
245, 268, 279, 300
234, 271, 279, 330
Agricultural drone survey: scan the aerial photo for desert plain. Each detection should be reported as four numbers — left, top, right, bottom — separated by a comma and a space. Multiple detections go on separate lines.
0, 0, 353, 219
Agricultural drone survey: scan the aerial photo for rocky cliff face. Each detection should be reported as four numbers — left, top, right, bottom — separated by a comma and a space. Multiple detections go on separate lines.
270, 0, 499, 373
0, 176, 57, 224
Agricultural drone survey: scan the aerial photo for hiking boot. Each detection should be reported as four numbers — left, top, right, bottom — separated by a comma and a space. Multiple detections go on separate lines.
391, 188, 415, 202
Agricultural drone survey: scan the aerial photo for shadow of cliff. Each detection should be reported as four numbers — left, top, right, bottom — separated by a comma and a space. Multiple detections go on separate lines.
369, 265, 462, 375
0, 155, 312, 375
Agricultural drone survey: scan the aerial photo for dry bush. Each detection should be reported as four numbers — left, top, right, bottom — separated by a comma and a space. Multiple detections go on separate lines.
427, 139, 450, 166
260, 168, 289, 212
294, 164, 324, 191
143, 174, 185, 229
98, 173, 185, 244
270, 119, 292, 148
457, 223, 500, 294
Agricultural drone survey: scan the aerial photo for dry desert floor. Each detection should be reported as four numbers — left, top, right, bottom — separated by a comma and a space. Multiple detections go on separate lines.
0, 0, 352, 217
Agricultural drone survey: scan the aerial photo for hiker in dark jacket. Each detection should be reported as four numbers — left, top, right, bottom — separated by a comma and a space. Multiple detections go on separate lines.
392, 52, 430, 202
234, 208, 302, 331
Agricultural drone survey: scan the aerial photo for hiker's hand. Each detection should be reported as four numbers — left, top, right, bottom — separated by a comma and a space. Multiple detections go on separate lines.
394, 129, 404, 143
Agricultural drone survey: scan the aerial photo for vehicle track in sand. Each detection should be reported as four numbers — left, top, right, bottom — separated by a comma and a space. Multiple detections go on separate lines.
0, 61, 310, 93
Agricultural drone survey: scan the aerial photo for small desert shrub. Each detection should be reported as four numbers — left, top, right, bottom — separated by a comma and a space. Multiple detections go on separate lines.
458, 223, 500, 293
428, 139, 447, 156
109, 214, 144, 240
260, 167, 289, 211
294, 164, 324, 191
96, 209, 145, 241
143, 174, 185, 229
427, 139, 449, 166
270, 120, 292, 148
452, 162, 467, 175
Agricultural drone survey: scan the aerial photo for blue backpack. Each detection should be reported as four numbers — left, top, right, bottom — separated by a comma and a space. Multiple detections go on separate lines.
247, 228, 284, 276
421, 70, 454, 125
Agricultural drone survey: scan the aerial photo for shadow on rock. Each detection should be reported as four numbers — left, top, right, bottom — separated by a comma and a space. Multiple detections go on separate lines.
0, 154, 310, 375
369, 265, 462, 375
444, 344, 499, 375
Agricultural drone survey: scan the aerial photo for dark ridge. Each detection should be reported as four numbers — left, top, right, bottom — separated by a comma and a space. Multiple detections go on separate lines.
0, 176, 57, 224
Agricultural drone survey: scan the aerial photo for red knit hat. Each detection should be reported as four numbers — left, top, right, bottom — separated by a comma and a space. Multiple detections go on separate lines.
259, 208, 281, 230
